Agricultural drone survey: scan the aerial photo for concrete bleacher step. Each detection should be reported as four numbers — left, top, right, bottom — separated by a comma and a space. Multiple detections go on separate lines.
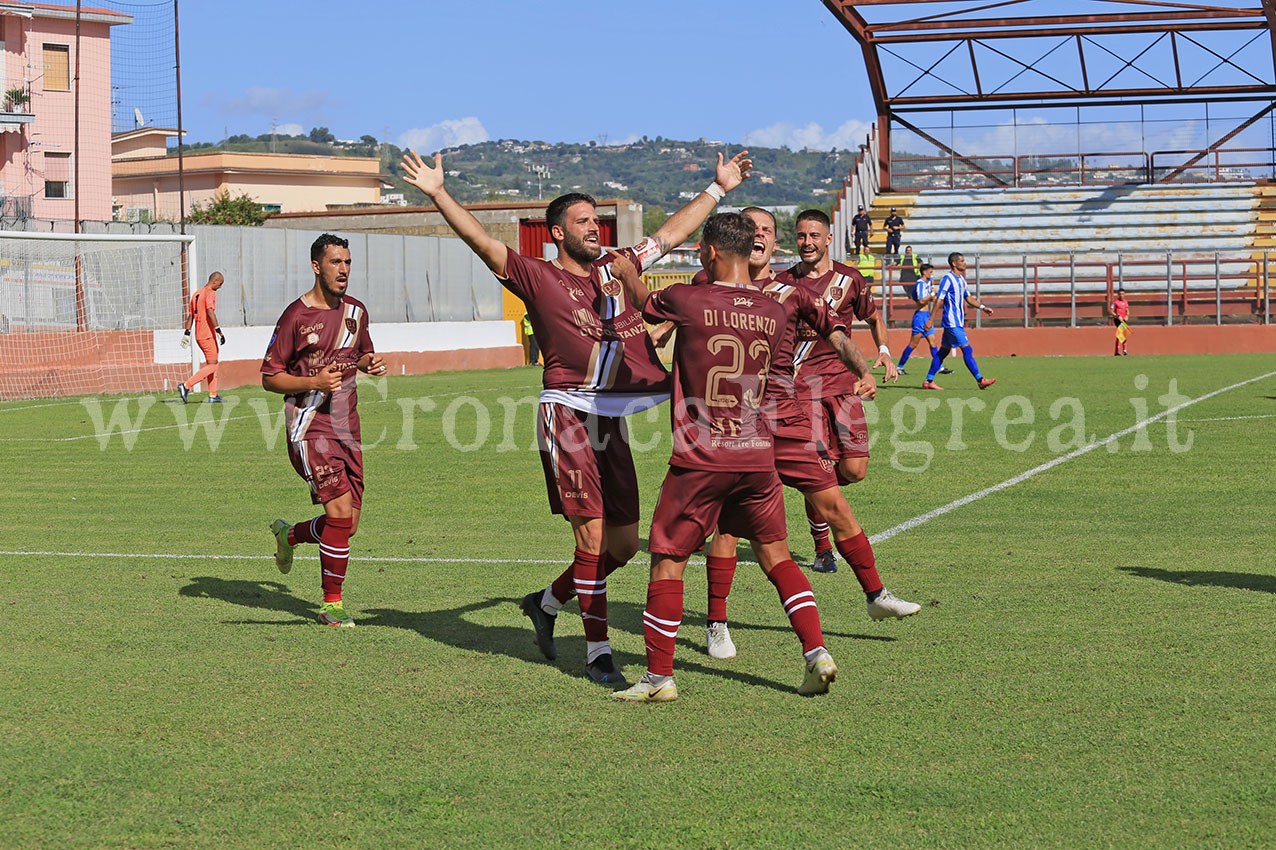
864, 182, 1260, 258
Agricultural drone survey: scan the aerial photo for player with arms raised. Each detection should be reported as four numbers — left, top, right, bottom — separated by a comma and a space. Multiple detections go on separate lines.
611, 213, 838, 702
263, 234, 388, 628
401, 147, 752, 684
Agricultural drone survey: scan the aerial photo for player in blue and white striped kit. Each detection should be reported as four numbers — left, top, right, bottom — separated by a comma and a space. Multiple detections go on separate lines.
923, 252, 996, 391
896, 262, 939, 375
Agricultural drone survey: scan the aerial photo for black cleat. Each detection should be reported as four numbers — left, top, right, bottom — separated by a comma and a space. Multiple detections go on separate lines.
811, 549, 838, 573
520, 591, 558, 660
938, 367, 954, 375
585, 653, 625, 684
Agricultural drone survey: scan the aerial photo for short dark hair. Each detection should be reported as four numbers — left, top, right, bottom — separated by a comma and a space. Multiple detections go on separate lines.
701, 213, 755, 259
919, 263, 933, 274
740, 206, 776, 230
311, 233, 349, 262
948, 251, 964, 266
545, 192, 597, 234
796, 209, 831, 229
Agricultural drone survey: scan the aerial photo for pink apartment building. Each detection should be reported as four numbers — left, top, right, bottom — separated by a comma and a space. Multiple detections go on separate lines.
0, 3, 128, 222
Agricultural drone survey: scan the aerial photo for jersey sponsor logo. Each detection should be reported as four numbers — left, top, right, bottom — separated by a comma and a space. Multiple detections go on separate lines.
559, 282, 586, 302
307, 333, 320, 345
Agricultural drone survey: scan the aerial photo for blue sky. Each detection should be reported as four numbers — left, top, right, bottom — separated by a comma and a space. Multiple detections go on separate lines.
177, 0, 875, 150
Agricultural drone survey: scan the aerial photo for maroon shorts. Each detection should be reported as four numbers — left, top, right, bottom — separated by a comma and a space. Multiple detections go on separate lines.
773, 430, 839, 493
648, 466, 787, 558
810, 392, 870, 462
537, 403, 639, 525
288, 437, 364, 509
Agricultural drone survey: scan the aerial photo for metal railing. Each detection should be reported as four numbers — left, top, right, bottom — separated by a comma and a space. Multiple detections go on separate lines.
891, 146, 1276, 190
875, 250, 1272, 328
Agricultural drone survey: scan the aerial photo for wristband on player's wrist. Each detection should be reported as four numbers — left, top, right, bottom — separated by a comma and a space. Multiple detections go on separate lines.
878, 344, 891, 355
704, 182, 726, 203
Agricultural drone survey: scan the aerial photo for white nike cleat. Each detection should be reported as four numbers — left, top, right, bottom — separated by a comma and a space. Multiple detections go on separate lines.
867, 588, 922, 621
706, 622, 737, 660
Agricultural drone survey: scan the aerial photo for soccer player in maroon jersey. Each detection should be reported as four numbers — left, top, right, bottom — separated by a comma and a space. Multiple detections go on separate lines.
701, 209, 921, 660
400, 147, 752, 684
610, 213, 838, 702
262, 234, 388, 628
775, 209, 898, 574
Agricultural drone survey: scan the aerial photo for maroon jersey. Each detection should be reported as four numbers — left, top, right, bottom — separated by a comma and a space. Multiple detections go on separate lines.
501, 244, 669, 397
759, 280, 845, 429
775, 261, 876, 399
642, 281, 786, 472
261, 295, 374, 443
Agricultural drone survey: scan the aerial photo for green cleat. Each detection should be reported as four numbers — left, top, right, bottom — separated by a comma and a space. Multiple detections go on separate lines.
612, 674, 678, 703
270, 518, 294, 574
318, 601, 355, 628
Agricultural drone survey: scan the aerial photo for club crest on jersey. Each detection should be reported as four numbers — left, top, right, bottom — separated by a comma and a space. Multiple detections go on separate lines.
345, 317, 358, 335
828, 286, 844, 302
601, 277, 622, 298
733, 296, 755, 307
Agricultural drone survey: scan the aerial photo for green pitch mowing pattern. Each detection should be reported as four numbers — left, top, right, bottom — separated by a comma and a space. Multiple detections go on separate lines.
2, 354, 1275, 849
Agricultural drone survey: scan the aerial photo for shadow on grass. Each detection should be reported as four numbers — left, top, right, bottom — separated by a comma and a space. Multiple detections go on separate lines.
179, 576, 314, 621
1118, 566, 1276, 594
175, 577, 815, 694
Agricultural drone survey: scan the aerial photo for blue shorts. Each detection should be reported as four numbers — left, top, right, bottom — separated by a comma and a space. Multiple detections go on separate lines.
941, 327, 971, 349
910, 310, 933, 337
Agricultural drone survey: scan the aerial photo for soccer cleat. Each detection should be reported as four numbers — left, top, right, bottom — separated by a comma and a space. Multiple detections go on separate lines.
706, 622, 737, 660
178, 384, 189, 404
798, 650, 838, 696
520, 591, 558, 660
939, 367, 954, 375
270, 518, 294, 574
922, 380, 944, 390
208, 395, 224, 403
897, 367, 907, 375
612, 675, 679, 703
977, 377, 997, 390
867, 588, 922, 621
585, 653, 625, 684
811, 549, 838, 574
318, 601, 355, 628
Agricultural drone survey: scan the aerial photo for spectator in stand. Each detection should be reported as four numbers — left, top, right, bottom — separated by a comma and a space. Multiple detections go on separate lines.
849, 205, 872, 254
856, 247, 877, 288
898, 246, 921, 284
883, 207, 904, 262
1110, 288, 1131, 356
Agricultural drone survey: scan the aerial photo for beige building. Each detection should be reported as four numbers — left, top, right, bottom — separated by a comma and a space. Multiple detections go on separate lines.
111, 128, 386, 221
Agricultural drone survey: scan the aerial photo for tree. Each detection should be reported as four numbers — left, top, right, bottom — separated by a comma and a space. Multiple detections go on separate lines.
187, 191, 269, 226
308, 126, 335, 144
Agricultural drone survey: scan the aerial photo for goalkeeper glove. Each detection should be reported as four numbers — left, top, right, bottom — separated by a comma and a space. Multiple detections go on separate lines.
180, 329, 191, 349
216, 328, 226, 346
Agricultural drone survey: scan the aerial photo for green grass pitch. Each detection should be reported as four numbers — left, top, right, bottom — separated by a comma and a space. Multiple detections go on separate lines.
2, 353, 1275, 849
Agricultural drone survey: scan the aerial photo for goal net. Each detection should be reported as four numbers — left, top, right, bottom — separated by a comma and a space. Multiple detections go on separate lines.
0, 231, 196, 400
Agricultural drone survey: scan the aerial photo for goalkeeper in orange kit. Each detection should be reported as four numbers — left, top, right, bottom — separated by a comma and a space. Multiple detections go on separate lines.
180, 272, 226, 402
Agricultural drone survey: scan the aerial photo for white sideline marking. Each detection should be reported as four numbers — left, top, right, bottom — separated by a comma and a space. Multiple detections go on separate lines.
869, 369, 1276, 546
1178, 413, 1276, 423
0, 383, 541, 442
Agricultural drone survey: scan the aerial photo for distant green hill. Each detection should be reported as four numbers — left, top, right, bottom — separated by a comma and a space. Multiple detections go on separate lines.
187, 133, 861, 213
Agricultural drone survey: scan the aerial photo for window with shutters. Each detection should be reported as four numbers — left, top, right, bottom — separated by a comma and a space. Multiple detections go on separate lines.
43, 44, 70, 92
45, 152, 72, 199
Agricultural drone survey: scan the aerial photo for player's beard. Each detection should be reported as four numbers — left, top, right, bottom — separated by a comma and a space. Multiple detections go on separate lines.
560, 231, 601, 266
